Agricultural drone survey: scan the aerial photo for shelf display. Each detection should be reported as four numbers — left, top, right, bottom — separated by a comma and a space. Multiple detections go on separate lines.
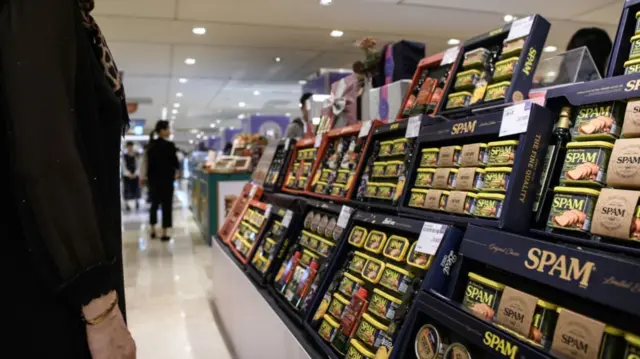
399, 103, 555, 234
217, 183, 263, 244
281, 136, 326, 195
397, 52, 459, 120
261, 139, 296, 193
304, 211, 463, 359
228, 200, 270, 263
307, 123, 378, 202
439, 14, 550, 118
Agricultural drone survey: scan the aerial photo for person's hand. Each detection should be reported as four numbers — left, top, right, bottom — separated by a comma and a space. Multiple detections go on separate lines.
83, 291, 136, 359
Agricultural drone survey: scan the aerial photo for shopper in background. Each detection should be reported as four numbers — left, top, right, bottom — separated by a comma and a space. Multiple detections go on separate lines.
122, 142, 141, 211
0, 0, 135, 358
146, 120, 180, 241
285, 92, 314, 138
566, 27, 613, 77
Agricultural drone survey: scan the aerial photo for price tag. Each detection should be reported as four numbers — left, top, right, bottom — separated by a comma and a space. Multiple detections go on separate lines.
314, 134, 322, 148
337, 205, 354, 229
415, 222, 447, 255
249, 184, 258, 198
440, 46, 460, 66
264, 204, 272, 219
405, 116, 421, 138
282, 210, 293, 228
359, 120, 373, 138
506, 16, 534, 41
499, 101, 532, 137
284, 138, 291, 150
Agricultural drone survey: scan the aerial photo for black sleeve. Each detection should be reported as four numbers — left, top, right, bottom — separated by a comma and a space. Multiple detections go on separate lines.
172, 143, 180, 170
0, 0, 114, 305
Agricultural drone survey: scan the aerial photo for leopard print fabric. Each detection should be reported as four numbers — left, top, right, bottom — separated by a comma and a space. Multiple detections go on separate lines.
77, 0, 124, 98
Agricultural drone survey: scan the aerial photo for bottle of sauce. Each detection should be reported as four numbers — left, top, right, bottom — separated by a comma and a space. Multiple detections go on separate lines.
291, 260, 320, 309
274, 251, 301, 293
533, 106, 572, 226
331, 288, 369, 355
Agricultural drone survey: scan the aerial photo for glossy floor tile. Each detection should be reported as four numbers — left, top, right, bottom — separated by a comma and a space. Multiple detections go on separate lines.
122, 192, 232, 359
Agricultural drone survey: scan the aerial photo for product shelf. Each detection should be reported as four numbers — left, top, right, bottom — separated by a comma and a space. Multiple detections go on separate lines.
607, 0, 640, 77
262, 139, 297, 193
228, 200, 271, 264
391, 291, 554, 359
281, 136, 327, 196
398, 103, 555, 234
217, 183, 263, 244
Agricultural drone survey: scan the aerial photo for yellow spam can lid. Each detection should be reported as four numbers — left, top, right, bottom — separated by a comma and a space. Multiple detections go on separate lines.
343, 271, 365, 285
323, 314, 340, 328
442, 145, 462, 150
566, 141, 614, 150
361, 313, 390, 332
378, 182, 396, 188
625, 58, 640, 68
460, 191, 478, 199
478, 193, 506, 200
468, 272, 505, 290
457, 69, 482, 76
604, 326, 624, 336
349, 339, 375, 358
495, 57, 519, 66
485, 166, 513, 173
386, 160, 404, 165
380, 140, 394, 145
393, 138, 408, 143
373, 288, 402, 305
625, 332, 640, 346
366, 182, 380, 186
385, 262, 414, 277
448, 91, 473, 98
553, 186, 600, 197
487, 81, 512, 89
411, 188, 429, 194
488, 140, 519, 147
418, 168, 437, 173
632, 34, 640, 42
536, 299, 557, 310
333, 293, 350, 306
422, 148, 440, 153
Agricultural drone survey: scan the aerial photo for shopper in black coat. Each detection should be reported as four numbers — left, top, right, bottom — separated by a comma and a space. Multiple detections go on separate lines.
146, 120, 179, 240
0, 0, 135, 358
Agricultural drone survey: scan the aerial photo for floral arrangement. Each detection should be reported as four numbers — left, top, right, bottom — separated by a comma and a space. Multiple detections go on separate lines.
353, 37, 381, 78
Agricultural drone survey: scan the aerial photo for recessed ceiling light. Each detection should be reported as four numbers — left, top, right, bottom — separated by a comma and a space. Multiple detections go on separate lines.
173, 103, 180, 108
275, 57, 281, 63
196, 133, 202, 139
238, 102, 246, 107
230, 126, 235, 130
299, 80, 307, 85
185, 58, 196, 65
504, 14, 515, 22
192, 27, 206, 35
544, 45, 558, 53
176, 92, 183, 98
210, 123, 216, 128
447, 38, 460, 45
189, 140, 194, 144
330, 30, 344, 38
179, 78, 188, 84
253, 90, 261, 96
190, 129, 199, 134
161, 107, 168, 120
216, 119, 221, 124
172, 109, 178, 114
238, 114, 245, 119
285, 112, 291, 116
320, 0, 332, 5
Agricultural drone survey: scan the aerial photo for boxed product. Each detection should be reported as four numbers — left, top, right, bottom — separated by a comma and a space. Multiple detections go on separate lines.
623, 99, 640, 138
606, 139, 640, 188
368, 80, 411, 122
591, 188, 640, 242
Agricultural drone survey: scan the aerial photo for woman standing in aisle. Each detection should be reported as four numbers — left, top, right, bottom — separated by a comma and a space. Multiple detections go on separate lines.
0, 0, 135, 357
146, 120, 179, 241
122, 141, 141, 211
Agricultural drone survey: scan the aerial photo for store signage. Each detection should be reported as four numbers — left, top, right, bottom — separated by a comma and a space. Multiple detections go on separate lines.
264, 204, 272, 219
359, 121, 373, 138
440, 46, 460, 66
314, 134, 322, 148
282, 210, 293, 228
483, 331, 519, 359
416, 222, 447, 255
405, 116, 421, 138
500, 101, 532, 137
337, 205, 354, 228
506, 16, 534, 41
524, 248, 596, 289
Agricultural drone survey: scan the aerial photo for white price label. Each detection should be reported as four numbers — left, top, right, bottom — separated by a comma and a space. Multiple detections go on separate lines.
440, 46, 460, 66
282, 210, 293, 228
314, 134, 322, 148
249, 184, 258, 198
359, 120, 373, 138
405, 116, 421, 138
500, 101, 532, 137
337, 206, 354, 229
284, 138, 291, 150
506, 16, 534, 41
415, 222, 447, 255
264, 204, 272, 219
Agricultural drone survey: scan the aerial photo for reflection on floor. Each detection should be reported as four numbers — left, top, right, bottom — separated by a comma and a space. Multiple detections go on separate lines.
122, 193, 232, 359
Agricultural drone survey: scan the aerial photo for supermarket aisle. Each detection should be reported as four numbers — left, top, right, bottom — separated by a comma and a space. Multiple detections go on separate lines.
121, 193, 232, 359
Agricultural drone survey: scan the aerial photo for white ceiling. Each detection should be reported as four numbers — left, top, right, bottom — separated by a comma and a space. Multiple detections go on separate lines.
95, 0, 622, 143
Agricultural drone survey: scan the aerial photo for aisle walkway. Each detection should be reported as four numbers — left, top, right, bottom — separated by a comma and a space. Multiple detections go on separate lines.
122, 192, 232, 359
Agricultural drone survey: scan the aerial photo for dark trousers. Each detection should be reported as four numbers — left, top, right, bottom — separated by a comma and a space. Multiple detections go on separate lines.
149, 180, 174, 228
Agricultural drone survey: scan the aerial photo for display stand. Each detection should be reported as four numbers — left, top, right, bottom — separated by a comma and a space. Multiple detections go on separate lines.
262, 139, 296, 193
227, 200, 272, 264
217, 183, 263, 244
190, 169, 251, 245
281, 136, 327, 195
211, 239, 325, 359
399, 103, 555, 234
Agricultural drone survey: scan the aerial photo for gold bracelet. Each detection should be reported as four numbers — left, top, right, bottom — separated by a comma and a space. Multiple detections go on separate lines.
84, 293, 119, 326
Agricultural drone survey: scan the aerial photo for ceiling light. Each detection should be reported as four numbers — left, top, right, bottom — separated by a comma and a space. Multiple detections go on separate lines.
173, 103, 180, 108
216, 119, 221, 124
330, 30, 344, 38
190, 129, 199, 134
192, 27, 206, 35
285, 112, 291, 116
203, 136, 209, 140
185, 58, 196, 65
189, 140, 194, 144
447, 38, 460, 45
320, 0, 332, 5
176, 92, 183, 98
238, 102, 246, 107
230, 126, 235, 130
275, 57, 281, 63
299, 80, 307, 85
179, 78, 188, 84
196, 133, 202, 139
172, 109, 178, 114
504, 14, 515, 22
210, 123, 216, 128
544, 45, 558, 53
253, 90, 261, 96
161, 107, 168, 120
238, 114, 245, 119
